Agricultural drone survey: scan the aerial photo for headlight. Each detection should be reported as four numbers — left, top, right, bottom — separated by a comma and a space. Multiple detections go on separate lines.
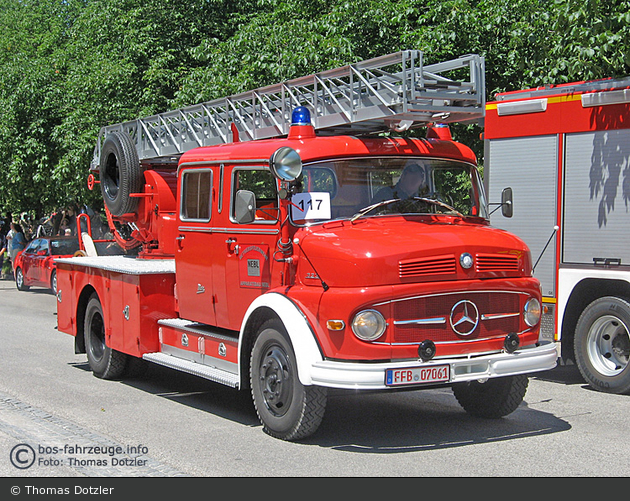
523, 298, 541, 327
351, 310, 387, 341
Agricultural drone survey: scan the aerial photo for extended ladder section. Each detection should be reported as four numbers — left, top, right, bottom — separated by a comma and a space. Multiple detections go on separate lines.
91, 50, 485, 169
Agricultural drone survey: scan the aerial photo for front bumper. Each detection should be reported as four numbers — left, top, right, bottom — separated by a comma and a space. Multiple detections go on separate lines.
309, 341, 558, 390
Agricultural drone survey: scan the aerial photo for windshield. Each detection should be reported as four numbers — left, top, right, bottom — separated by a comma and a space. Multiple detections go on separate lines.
51, 238, 80, 256
290, 157, 488, 225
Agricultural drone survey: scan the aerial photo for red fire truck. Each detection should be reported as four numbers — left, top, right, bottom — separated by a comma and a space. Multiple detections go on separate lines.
56, 51, 557, 440
485, 76, 630, 394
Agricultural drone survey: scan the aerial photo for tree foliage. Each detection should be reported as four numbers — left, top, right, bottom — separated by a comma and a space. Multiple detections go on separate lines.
0, 0, 629, 216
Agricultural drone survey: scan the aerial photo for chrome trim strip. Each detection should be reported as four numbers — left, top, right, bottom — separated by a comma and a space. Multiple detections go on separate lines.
375, 289, 528, 307
177, 226, 279, 235
377, 328, 534, 346
481, 312, 520, 320
393, 317, 446, 326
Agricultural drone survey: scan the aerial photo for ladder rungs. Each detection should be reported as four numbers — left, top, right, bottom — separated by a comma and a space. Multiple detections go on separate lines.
91, 51, 485, 169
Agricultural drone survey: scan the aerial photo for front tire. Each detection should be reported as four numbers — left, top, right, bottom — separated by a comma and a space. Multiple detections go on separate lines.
452, 374, 529, 418
250, 319, 327, 440
84, 294, 127, 379
574, 296, 630, 394
15, 267, 29, 291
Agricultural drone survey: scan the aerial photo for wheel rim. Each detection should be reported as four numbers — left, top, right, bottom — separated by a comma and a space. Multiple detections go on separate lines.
16, 269, 23, 288
51, 272, 57, 294
257, 344, 294, 417
587, 315, 630, 376
103, 152, 120, 201
88, 311, 106, 362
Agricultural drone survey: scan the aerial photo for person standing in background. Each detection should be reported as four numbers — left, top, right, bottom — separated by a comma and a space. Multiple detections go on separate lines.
6, 222, 26, 264
0, 229, 6, 278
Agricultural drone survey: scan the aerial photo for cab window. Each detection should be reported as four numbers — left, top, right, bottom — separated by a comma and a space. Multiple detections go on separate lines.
180, 169, 212, 222
231, 168, 279, 223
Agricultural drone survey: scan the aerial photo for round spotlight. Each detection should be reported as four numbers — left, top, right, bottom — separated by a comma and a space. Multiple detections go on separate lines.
504, 333, 520, 353
270, 147, 302, 182
418, 339, 436, 361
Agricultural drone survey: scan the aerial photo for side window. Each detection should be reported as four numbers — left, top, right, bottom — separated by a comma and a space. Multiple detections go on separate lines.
232, 168, 278, 222
181, 169, 212, 222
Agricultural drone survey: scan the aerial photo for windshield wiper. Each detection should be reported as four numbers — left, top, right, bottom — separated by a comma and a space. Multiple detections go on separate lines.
350, 197, 463, 222
350, 199, 399, 222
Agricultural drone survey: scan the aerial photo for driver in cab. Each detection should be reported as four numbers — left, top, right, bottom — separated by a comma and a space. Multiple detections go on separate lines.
373, 162, 428, 203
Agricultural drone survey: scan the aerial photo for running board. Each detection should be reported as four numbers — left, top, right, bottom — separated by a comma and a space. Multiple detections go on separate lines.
142, 352, 240, 389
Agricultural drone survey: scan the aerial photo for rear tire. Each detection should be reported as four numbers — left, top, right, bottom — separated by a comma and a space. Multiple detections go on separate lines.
452, 374, 528, 418
84, 294, 127, 379
250, 319, 327, 440
574, 296, 630, 394
50, 270, 57, 295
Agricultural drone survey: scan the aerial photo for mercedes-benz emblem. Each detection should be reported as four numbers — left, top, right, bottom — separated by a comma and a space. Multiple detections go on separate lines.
450, 300, 479, 336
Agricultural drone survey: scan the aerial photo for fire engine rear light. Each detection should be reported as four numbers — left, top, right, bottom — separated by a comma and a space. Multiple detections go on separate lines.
352, 310, 387, 341
582, 88, 630, 108
523, 298, 541, 327
496, 98, 547, 116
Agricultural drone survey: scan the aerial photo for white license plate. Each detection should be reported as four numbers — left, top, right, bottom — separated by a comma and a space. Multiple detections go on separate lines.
385, 364, 450, 387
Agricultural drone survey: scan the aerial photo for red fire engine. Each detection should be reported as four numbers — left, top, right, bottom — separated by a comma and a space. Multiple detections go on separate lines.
56, 51, 557, 440
485, 76, 630, 394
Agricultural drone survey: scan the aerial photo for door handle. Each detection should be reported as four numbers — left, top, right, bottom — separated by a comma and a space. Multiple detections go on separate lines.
226, 238, 239, 255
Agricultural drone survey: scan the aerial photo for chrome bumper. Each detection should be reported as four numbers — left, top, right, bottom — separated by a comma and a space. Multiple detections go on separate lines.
309, 342, 558, 390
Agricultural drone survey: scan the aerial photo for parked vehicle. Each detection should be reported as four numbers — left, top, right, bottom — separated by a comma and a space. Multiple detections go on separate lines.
56, 51, 556, 440
14, 236, 80, 294
485, 75, 630, 394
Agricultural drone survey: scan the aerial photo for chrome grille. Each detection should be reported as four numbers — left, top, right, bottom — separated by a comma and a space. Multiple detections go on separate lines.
391, 291, 521, 344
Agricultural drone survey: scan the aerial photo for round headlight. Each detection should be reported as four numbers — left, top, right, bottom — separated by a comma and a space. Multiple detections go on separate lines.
523, 298, 541, 327
351, 310, 387, 341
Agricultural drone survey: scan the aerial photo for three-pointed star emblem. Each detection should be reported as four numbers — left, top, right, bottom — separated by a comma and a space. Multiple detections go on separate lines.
449, 300, 479, 336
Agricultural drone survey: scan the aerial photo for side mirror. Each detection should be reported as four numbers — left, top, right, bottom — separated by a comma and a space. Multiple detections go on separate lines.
501, 187, 513, 218
234, 190, 256, 224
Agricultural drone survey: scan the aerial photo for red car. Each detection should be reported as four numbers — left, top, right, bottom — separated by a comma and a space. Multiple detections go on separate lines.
14, 236, 80, 294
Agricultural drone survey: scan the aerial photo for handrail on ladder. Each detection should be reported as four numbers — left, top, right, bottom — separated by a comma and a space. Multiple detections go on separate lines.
90, 50, 485, 170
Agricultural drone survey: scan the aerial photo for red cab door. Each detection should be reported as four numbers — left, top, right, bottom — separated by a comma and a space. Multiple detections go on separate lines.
175, 167, 217, 326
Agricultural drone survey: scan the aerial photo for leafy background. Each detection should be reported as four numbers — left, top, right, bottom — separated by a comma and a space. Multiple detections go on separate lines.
1, 0, 628, 217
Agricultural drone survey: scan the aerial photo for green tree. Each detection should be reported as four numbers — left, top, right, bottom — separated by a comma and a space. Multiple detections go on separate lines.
1, 0, 630, 216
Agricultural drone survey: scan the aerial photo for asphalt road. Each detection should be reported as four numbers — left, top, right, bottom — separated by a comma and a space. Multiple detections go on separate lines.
0, 277, 628, 478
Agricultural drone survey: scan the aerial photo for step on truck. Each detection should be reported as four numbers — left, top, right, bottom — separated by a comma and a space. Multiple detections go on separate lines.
56, 51, 557, 440
485, 75, 630, 394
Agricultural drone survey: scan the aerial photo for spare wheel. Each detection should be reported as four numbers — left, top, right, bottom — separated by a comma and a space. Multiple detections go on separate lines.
99, 131, 142, 216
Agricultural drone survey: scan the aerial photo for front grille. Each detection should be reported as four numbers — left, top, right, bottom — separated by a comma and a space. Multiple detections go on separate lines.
399, 254, 457, 279
475, 253, 520, 273
391, 291, 521, 344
